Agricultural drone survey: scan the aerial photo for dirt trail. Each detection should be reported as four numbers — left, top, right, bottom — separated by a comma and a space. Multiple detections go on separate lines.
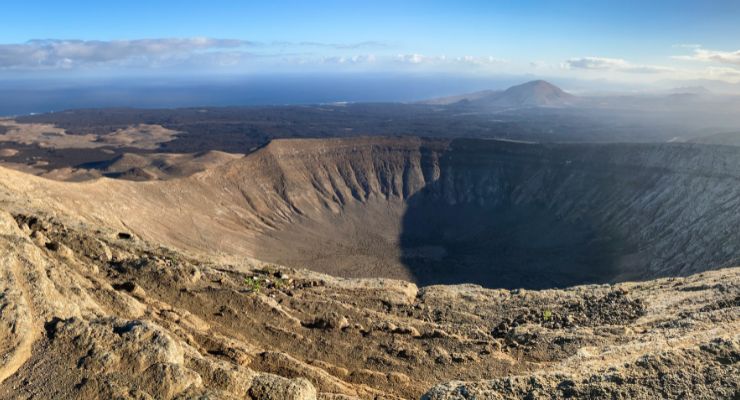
0, 255, 38, 384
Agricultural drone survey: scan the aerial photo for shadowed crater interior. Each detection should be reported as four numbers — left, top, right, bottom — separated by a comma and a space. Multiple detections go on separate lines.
393, 139, 740, 289
400, 199, 623, 289
399, 140, 632, 289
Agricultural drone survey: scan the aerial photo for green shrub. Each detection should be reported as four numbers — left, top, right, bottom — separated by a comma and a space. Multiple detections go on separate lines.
244, 276, 262, 293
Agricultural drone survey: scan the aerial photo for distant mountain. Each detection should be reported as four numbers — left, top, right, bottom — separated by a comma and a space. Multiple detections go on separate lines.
418, 89, 502, 105
667, 86, 712, 96
423, 80, 578, 109
486, 80, 577, 107
658, 79, 740, 95
690, 131, 740, 147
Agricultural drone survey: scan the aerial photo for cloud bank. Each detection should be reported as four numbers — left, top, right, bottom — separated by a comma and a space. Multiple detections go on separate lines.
674, 48, 740, 66
2, 37, 739, 85
395, 54, 506, 67
0, 38, 250, 69
563, 57, 673, 74
0, 37, 510, 73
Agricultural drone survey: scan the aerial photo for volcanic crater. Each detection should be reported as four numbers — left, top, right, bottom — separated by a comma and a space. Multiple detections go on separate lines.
12, 136, 739, 290
244, 137, 740, 289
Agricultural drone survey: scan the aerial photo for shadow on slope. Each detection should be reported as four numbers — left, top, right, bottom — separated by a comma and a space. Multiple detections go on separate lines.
399, 201, 624, 289
399, 139, 633, 289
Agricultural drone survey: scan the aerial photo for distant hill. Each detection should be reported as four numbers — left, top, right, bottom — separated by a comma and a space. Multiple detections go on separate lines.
418, 89, 502, 105
659, 79, 740, 95
690, 131, 740, 146
485, 80, 577, 107
667, 86, 712, 96
422, 80, 577, 108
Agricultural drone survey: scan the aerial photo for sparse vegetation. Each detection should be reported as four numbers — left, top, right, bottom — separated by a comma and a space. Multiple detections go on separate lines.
244, 272, 289, 293
272, 277, 287, 290
244, 276, 262, 293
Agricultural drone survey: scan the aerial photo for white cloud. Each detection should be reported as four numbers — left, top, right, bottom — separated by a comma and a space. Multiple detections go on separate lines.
672, 43, 702, 49
564, 57, 629, 70
457, 55, 507, 66
563, 57, 674, 74
320, 54, 377, 64
297, 41, 386, 50
529, 60, 550, 69
674, 48, 740, 66
395, 53, 505, 67
396, 53, 427, 64
704, 66, 740, 79
0, 38, 249, 69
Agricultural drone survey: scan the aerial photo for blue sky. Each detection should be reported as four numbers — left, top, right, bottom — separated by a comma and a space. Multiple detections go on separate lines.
1, 1, 740, 85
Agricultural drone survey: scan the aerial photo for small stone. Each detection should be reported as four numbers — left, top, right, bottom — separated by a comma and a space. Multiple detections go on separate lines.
388, 372, 410, 385
249, 375, 317, 400
391, 325, 421, 337
117, 232, 133, 240
302, 313, 349, 331
113, 281, 147, 298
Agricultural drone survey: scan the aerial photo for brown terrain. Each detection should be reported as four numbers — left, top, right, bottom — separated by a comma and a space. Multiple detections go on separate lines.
0, 119, 738, 399
0, 119, 242, 182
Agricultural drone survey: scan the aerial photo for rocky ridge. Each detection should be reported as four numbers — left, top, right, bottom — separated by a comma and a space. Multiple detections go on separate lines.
4, 137, 740, 288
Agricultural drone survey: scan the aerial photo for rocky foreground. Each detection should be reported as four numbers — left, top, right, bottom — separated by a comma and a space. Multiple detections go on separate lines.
0, 204, 738, 399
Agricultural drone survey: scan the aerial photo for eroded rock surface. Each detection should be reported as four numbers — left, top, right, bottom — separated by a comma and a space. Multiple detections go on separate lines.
0, 209, 737, 399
